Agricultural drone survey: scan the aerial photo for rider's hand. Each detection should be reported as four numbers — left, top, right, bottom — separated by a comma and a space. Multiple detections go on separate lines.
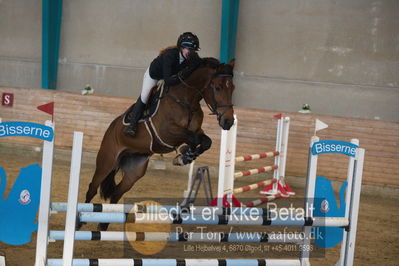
187, 51, 202, 67
157, 79, 165, 87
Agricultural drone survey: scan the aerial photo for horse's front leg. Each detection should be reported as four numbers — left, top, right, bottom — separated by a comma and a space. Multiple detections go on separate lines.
173, 131, 212, 166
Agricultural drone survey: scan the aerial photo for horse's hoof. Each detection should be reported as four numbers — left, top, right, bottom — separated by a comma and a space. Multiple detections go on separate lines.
75, 221, 86, 231
174, 155, 194, 166
182, 156, 193, 165
173, 155, 184, 166
179, 145, 190, 154
98, 223, 110, 231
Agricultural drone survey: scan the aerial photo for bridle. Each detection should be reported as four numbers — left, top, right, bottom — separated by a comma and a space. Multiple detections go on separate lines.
177, 71, 234, 122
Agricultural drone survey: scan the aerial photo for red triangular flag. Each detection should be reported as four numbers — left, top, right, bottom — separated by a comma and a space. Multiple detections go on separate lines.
273, 113, 282, 119
37, 102, 54, 115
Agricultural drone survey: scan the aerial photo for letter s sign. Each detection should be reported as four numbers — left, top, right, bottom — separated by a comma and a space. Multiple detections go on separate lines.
2, 93, 14, 107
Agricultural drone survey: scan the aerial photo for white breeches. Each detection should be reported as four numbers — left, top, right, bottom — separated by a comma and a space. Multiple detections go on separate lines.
140, 67, 158, 104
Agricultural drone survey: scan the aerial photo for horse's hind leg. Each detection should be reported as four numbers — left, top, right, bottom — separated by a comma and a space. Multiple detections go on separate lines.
85, 148, 117, 203
76, 146, 118, 230
98, 153, 150, 231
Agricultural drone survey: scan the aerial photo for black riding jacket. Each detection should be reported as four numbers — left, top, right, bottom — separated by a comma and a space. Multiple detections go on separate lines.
149, 47, 190, 86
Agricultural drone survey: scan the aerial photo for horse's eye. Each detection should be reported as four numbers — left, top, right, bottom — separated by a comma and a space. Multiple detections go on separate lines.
215, 86, 221, 92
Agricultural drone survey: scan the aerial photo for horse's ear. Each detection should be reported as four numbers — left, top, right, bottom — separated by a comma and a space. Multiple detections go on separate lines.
228, 59, 235, 68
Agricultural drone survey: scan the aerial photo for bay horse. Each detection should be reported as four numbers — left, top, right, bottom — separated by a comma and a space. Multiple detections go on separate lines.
82, 58, 235, 230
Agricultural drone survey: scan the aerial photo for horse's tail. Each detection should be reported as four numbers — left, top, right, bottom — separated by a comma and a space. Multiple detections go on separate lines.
100, 169, 118, 200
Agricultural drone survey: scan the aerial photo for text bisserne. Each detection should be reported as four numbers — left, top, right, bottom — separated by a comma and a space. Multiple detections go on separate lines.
0, 121, 54, 141
312, 140, 358, 157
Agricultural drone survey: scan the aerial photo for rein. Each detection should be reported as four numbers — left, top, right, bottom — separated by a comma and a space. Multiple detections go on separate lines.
176, 71, 234, 122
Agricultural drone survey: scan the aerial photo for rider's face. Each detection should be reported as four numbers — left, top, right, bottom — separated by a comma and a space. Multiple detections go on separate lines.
181, 48, 191, 59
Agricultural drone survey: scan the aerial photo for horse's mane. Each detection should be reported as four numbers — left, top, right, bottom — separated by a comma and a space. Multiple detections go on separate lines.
201, 57, 234, 76
201, 57, 220, 68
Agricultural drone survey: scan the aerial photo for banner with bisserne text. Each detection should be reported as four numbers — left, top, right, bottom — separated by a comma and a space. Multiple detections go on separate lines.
0, 121, 54, 141
312, 140, 358, 157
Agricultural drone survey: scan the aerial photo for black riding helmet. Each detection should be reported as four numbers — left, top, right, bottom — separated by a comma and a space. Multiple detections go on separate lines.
177, 32, 200, 51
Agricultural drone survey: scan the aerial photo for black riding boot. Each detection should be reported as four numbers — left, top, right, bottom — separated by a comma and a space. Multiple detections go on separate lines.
125, 97, 146, 137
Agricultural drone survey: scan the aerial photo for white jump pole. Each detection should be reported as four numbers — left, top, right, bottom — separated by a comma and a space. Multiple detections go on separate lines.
0, 252, 5, 266
181, 162, 195, 206
217, 115, 237, 206
279, 117, 290, 183
300, 135, 319, 266
338, 144, 365, 266
35, 121, 55, 266
62, 132, 84, 266
271, 116, 283, 194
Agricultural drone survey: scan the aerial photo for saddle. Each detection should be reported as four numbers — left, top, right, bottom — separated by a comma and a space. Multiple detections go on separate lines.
122, 82, 175, 153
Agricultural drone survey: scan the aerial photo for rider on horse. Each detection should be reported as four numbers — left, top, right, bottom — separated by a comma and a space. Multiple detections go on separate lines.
125, 32, 203, 136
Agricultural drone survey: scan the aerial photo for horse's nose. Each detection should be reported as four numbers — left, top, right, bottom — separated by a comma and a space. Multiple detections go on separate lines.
221, 117, 234, 130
